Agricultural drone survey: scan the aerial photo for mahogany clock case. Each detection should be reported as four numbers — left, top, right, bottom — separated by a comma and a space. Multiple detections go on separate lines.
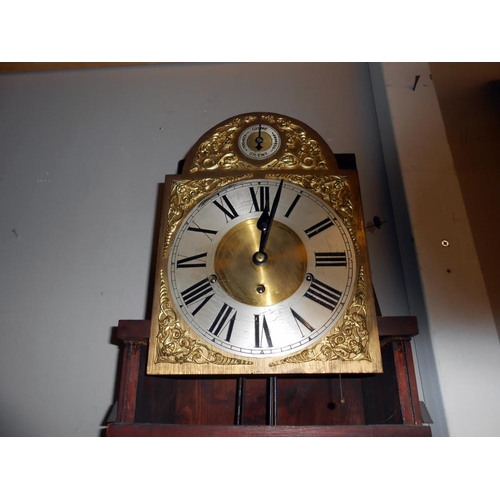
107, 113, 429, 436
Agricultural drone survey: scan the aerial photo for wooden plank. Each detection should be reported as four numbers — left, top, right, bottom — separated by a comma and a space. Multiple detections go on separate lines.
404, 341, 424, 425
117, 319, 150, 341
107, 423, 432, 437
377, 316, 418, 337
361, 342, 403, 425
241, 378, 268, 425
277, 377, 365, 425
116, 341, 143, 422
393, 340, 415, 424
172, 378, 238, 425
134, 347, 179, 424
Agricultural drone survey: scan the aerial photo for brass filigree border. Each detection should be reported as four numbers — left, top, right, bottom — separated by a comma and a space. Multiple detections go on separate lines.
156, 173, 367, 368
269, 266, 370, 366
154, 270, 253, 366
189, 114, 327, 172
163, 175, 252, 257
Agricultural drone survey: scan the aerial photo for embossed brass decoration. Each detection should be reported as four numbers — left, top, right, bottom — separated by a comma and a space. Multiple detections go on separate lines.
189, 114, 328, 172
148, 112, 382, 375
268, 173, 360, 254
269, 267, 369, 366
163, 175, 252, 256
154, 270, 252, 366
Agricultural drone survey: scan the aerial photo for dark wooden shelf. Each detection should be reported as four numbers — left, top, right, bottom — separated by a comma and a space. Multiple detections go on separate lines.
108, 423, 431, 437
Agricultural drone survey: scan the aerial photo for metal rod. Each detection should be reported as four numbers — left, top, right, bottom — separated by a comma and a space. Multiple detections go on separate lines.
267, 376, 277, 425
235, 377, 246, 425
338, 374, 346, 405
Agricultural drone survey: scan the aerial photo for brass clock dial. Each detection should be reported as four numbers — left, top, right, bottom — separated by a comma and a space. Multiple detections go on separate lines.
238, 123, 281, 160
148, 112, 382, 375
168, 178, 356, 358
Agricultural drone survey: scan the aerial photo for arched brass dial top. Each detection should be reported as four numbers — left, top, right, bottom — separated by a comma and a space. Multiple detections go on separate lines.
214, 219, 307, 307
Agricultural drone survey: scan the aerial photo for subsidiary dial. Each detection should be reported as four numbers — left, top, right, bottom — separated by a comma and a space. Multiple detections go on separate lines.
238, 123, 281, 160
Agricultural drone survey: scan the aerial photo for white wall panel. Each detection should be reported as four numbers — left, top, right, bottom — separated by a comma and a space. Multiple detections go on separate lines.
370, 62, 500, 436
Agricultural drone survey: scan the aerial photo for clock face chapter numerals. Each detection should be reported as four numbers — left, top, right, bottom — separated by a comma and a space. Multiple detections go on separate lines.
167, 178, 356, 358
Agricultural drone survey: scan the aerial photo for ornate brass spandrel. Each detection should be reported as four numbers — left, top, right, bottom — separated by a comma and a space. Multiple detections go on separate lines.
269, 266, 370, 367
154, 270, 252, 366
163, 175, 252, 256
274, 116, 327, 170
190, 116, 257, 172
189, 114, 327, 172
266, 173, 360, 254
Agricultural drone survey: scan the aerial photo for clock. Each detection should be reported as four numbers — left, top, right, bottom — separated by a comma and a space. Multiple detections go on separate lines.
238, 123, 281, 159
147, 112, 382, 375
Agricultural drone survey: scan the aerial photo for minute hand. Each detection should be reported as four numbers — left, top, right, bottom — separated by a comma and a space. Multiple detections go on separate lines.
258, 180, 284, 254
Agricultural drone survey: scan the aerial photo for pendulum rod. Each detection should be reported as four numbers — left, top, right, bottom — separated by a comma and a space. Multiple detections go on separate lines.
235, 377, 246, 425
339, 373, 346, 405
267, 376, 277, 425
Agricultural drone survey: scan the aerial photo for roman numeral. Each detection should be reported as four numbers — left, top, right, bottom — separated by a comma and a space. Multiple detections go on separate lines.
290, 308, 315, 335
254, 314, 273, 348
315, 252, 347, 267
284, 194, 301, 218
249, 185, 270, 212
176, 252, 207, 268
304, 277, 342, 311
213, 195, 239, 221
209, 303, 237, 341
181, 278, 213, 307
304, 218, 334, 238
187, 224, 218, 240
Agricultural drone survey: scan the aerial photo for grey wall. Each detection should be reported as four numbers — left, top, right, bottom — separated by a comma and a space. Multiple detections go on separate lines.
0, 63, 409, 436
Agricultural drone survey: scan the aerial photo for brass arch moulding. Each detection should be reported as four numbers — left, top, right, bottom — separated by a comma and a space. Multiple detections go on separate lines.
189, 114, 328, 172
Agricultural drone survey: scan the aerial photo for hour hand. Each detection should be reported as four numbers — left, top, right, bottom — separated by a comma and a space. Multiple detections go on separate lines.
256, 206, 270, 254
254, 180, 284, 261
